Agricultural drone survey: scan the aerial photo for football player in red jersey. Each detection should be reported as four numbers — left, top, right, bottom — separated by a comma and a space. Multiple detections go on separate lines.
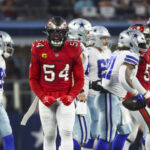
29, 16, 84, 150
123, 23, 150, 150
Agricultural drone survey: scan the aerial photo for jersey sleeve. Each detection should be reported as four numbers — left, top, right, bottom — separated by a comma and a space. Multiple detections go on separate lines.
68, 48, 84, 99
124, 52, 139, 66
29, 41, 45, 99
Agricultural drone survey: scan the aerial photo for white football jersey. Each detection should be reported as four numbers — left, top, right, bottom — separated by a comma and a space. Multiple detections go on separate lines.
0, 55, 6, 102
102, 50, 139, 98
88, 47, 112, 96
81, 43, 90, 96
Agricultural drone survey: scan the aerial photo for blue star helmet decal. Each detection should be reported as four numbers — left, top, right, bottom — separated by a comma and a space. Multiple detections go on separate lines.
94, 29, 97, 32
133, 34, 138, 38
80, 22, 85, 27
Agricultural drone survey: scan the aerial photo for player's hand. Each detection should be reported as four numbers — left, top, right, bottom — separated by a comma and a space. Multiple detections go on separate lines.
60, 95, 74, 106
135, 93, 147, 109
41, 96, 56, 107
77, 92, 87, 102
144, 91, 150, 108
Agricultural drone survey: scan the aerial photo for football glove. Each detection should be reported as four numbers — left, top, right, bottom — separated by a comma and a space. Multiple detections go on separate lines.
60, 95, 74, 106
41, 95, 56, 107
90, 80, 102, 91
135, 93, 147, 109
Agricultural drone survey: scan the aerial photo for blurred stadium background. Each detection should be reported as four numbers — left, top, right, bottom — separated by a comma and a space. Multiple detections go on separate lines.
0, 0, 150, 149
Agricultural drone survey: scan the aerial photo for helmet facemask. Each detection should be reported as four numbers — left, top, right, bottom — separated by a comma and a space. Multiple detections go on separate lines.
0, 31, 14, 58
3, 42, 14, 58
47, 29, 68, 50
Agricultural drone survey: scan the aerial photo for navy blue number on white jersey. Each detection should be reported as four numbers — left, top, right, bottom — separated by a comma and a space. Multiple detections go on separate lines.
85, 56, 90, 76
103, 56, 117, 80
0, 68, 5, 88
97, 59, 108, 78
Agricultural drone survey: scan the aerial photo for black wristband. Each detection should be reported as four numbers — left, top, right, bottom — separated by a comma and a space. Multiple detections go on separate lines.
80, 89, 84, 93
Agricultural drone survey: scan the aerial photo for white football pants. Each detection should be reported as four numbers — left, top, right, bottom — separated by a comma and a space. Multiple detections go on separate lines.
39, 100, 75, 150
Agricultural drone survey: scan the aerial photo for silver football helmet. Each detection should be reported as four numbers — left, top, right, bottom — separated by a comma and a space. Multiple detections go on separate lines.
128, 24, 150, 48
88, 26, 111, 49
68, 18, 92, 45
118, 29, 147, 54
0, 31, 14, 58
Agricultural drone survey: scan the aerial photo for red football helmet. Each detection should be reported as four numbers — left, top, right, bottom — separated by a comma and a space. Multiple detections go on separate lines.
129, 24, 150, 48
46, 16, 68, 50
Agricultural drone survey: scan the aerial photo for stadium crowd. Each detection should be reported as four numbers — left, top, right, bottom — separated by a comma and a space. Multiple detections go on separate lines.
0, 0, 150, 21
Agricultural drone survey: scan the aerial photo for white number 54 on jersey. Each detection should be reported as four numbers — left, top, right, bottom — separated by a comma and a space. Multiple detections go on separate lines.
43, 64, 69, 82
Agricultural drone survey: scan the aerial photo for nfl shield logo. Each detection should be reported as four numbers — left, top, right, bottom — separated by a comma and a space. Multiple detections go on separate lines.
55, 53, 59, 57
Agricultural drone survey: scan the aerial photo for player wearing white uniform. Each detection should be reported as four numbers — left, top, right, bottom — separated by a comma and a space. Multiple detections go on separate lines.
68, 18, 92, 150
82, 26, 112, 150
0, 31, 15, 150
94, 29, 150, 150
123, 24, 150, 150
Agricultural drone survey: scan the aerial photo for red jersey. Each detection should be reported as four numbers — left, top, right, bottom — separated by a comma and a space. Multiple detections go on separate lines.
125, 47, 150, 99
137, 47, 150, 91
29, 40, 84, 100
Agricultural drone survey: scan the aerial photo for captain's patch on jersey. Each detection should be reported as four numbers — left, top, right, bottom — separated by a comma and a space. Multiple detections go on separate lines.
41, 53, 47, 59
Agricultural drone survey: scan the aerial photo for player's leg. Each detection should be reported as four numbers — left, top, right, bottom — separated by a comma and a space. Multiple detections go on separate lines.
129, 107, 150, 150
39, 101, 57, 150
0, 104, 15, 150
73, 109, 91, 150
81, 95, 99, 150
112, 101, 131, 150
123, 124, 139, 150
145, 133, 150, 150
95, 93, 119, 150
57, 101, 75, 150
129, 125, 144, 150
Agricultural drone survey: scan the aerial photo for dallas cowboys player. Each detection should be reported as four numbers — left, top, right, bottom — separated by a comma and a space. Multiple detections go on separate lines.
123, 24, 150, 150
95, 29, 150, 150
0, 31, 15, 150
82, 26, 112, 150
68, 18, 92, 150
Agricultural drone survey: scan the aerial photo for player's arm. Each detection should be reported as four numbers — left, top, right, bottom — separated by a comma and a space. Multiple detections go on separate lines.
29, 42, 45, 99
77, 51, 89, 102
119, 62, 148, 109
69, 55, 84, 99
119, 62, 139, 95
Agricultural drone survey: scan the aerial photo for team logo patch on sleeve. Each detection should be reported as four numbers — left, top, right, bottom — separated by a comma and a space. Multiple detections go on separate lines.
41, 53, 47, 59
